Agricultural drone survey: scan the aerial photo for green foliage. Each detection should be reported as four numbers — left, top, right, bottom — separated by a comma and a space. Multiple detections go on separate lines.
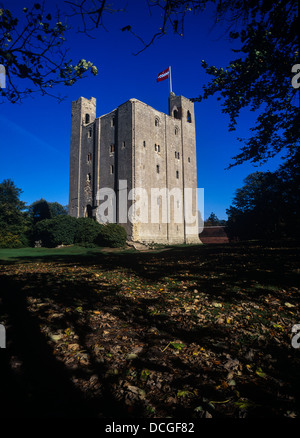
28, 199, 52, 224
74, 217, 103, 245
204, 212, 226, 226
33, 215, 127, 248
192, 0, 299, 167
28, 199, 67, 224
226, 154, 300, 240
0, 231, 23, 248
0, 179, 28, 247
34, 215, 77, 247
0, 4, 98, 103
96, 223, 127, 248
0, 179, 26, 226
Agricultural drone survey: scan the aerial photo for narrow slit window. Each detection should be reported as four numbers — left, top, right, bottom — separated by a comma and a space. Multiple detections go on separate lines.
110, 144, 115, 153
111, 117, 115, 127
157, 145, 160, 153
85, 113, 90, 124
87, 153, 92, 162
121, 141, 125, 149
87, 173, 91, 182
110, 165, 114, 174
188, 157, 191, 163
187, 110, 192, 123
155, 144, 157, 151
156, 165, 160, 174
143, 141, 146, 147
88, 129, 92, 138
176, 170, 179, 179
155, 117, 160, 127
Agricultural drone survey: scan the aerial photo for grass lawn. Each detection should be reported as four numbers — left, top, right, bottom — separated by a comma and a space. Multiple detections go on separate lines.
0, 240, 299, 418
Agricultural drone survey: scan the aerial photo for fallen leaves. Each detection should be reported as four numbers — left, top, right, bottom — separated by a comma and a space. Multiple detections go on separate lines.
0, 241, 299, 418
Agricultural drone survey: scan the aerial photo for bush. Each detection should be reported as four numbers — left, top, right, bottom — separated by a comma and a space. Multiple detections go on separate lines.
0, 231, 23, 248
96, 223, 127, 248
74, 217, 103, 245
34, 215, 77, 247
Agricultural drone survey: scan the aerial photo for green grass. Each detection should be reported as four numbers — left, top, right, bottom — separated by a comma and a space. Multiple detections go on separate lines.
0, 244, 138, 261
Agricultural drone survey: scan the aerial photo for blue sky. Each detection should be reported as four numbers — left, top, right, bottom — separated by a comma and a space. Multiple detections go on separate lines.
0, 1, 285, 220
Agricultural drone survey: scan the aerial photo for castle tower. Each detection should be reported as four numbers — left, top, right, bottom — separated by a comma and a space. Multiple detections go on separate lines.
69, 94, 199, 244
69, 96, 96, 218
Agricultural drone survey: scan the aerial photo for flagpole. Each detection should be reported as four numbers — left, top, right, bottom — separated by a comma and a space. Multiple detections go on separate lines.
169, 66, 173, 94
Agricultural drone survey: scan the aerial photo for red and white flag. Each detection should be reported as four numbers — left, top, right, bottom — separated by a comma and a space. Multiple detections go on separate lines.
157, 67, 170, 82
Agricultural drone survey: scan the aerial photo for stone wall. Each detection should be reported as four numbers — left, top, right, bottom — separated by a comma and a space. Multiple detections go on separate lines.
69, 94, 200, 244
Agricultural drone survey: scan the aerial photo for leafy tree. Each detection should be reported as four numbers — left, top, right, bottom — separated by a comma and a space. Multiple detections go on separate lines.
28, 198, 67, 224
0, 178, 26, 225
0, 2, 98, 103
204, 212, 226, 226
226, 159, 300, 240
49, 202, 68, 217
191, 0, 299, 167
34, 215, 77, 247
74, 217, 103, 246
0, 178, 28, 247
28, 198, 51, 224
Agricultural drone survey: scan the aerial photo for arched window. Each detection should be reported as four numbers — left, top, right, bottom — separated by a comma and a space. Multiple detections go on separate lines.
187, 110, 192, 123
155, 117, 160, 127
85, 113, 90, 124
175, 126, 179, 135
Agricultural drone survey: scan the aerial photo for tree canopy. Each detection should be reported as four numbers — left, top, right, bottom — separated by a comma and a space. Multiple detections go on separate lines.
28, 198, 67, 224
192, 0, 299, 167
204, 212, 226, 226
226, 152, 300, 240
0, 178, 25, 226
0, 2, 98, 103
0, 178, 28, 247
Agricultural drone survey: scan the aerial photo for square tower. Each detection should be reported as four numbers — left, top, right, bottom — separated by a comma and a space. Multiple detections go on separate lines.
69, 93, 199, 244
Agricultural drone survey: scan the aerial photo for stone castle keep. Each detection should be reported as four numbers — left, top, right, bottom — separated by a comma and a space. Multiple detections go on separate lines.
69, 93, 199, 244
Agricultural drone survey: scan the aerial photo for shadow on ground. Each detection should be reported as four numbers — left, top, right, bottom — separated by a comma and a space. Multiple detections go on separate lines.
0, 240, 299, 417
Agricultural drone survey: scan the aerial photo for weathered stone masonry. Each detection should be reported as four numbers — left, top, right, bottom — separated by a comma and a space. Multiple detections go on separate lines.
69, 93, 199, 244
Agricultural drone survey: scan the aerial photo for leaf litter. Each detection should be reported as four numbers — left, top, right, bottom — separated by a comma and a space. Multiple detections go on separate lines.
0, 241, 300, 418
